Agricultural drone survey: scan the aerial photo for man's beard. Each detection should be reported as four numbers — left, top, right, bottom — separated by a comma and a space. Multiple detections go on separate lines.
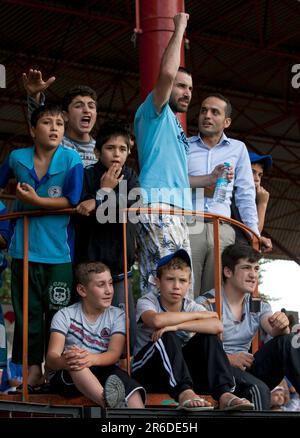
169, 98, 189, 113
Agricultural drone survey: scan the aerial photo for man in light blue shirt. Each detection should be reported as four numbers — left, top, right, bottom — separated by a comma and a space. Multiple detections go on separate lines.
134, 17, 235, 297
134, 13, 193, 295
188, 93, 271, 296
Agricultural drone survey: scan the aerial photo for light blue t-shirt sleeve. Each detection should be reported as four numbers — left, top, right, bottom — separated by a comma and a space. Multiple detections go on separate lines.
259, 300, 273, 323
50, 308, 70, 336
138, 92, 168, 120
111, 308, 126, 335
136, 294, 157, 322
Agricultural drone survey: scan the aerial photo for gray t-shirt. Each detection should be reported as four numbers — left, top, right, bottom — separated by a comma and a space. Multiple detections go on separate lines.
135, 292, 207, 355
51, 302, 125, 354
196, 288, 272, 354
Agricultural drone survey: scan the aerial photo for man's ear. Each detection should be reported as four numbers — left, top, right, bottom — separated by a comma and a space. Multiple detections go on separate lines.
223, 266, 233, 280
224, 117, 231, 129
76, 283, 87, 298
62, 111, 68, 123
155, 277, 160, 290
29, 126, 35, 139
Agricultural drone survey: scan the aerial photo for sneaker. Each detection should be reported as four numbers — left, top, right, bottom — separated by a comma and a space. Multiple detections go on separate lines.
104, 374, 126, 408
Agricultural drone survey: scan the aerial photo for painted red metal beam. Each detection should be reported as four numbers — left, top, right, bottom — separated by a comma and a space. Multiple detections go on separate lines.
1, 0, 130, 26
137, 0, 187, 131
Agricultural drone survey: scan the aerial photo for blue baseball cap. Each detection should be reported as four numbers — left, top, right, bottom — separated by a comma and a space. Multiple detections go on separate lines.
248, 151, 272, 170
157, 249, 191, 270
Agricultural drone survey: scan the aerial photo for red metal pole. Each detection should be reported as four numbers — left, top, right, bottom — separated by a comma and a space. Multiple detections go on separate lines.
22, 216, 29, 402
122, 215, 131, 375
213, 219, 222, 319
138, 0, 187, 132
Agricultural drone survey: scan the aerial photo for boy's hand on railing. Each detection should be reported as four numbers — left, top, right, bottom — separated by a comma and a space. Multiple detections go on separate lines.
76, 199, 96, 216
22, 69, 56, 101
260, 236, 272, 253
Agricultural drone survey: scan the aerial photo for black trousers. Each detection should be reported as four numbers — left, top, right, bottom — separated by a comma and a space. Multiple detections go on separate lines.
112, 278, 137, 355
132, 332, 235, 401
50, 364, 145, 402
232, 334, 300, 410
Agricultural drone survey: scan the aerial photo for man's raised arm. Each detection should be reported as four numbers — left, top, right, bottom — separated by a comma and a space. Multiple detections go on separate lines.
153, 12, 189, 113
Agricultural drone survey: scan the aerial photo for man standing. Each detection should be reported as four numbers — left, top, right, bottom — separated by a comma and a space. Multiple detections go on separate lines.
134, 13, 193, 295
188, 94, 271, 296
135, 14, 225, 296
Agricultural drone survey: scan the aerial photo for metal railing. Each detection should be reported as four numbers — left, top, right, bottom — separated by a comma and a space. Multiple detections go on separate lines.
0, 206, 260, 401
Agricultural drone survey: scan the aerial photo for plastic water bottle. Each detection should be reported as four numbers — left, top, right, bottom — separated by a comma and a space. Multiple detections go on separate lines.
213, 162, 230, 203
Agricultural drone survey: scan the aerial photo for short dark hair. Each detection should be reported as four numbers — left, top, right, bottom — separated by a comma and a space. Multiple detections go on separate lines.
178, 66, 192, 76
30, 103, 64, 128
222, 244, 262, 282
75, 261, 111, 286
95, 121, 132, 153
202, 93, 232, 117
157, 257, 191, 279
62, 85, 97, 112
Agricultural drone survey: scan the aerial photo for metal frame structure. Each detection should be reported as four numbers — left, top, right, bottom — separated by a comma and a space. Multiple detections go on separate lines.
1, 0, 300, 260
0, 206, 260, 406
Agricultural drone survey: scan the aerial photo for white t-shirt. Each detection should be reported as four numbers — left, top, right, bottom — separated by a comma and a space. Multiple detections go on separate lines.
51, 302, 125, 354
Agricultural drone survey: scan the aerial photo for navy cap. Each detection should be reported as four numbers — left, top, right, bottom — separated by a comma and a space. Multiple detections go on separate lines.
157, 249, 191, 270
248, 151, 272, 170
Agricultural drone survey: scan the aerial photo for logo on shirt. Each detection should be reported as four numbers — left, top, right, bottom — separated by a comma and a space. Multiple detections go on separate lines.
100, 327, 111, 339
49, 282, 71, 307
48, 186, 62, 197
174, 117, 189, 153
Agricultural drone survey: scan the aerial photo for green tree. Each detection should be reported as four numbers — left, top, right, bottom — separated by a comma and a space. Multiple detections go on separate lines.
258, 258, 280, 302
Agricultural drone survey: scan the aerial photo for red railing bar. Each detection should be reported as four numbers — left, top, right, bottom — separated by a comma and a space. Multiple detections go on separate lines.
134, 0, 142, 34
22, 215, 29, 402
0, 206, 260, 399
213, 218, 222, 319
122, 213, 131, 375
